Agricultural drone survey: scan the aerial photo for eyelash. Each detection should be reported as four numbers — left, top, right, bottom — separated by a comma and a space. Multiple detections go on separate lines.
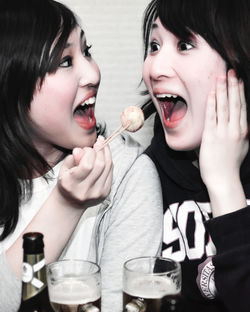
59, 44, 93, 68
83, 44, 92, 57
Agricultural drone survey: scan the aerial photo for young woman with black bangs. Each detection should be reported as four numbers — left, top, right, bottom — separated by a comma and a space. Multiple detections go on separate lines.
0, 1, 163, 311
142, 0, 250, 311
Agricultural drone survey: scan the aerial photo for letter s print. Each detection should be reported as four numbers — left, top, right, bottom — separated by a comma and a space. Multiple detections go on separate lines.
162, 201, 215, 261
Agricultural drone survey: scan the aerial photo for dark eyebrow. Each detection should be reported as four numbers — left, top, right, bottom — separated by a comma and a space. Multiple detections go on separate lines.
65, 29, 85, 48
152, 23, 158, 30
65, 42, 71, 48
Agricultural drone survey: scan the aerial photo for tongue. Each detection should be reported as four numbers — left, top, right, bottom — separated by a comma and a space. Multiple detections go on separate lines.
169, 99, 187, 122
162, 101, 175, 119
74, 106, 96, 129
162, 99, 187, 122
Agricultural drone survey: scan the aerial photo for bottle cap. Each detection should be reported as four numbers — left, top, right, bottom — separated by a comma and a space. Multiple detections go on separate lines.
22, 232, 44, 254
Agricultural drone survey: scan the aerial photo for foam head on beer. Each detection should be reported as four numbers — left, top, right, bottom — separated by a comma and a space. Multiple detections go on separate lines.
49, 280, 101, 311
123, 275, 181, 312
124, 275, 180, 299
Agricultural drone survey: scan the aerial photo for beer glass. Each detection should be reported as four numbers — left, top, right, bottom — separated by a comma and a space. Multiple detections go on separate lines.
123, 256, 181, 312
47, 259, 101, 312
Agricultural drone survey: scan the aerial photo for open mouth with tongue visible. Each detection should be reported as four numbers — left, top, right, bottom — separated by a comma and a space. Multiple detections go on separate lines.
73, 96, 96, 130
156, 93, 187, 127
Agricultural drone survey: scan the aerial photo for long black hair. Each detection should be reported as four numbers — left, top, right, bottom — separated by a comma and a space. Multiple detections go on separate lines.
142, 0, 250, 122
0, 0, 78, 240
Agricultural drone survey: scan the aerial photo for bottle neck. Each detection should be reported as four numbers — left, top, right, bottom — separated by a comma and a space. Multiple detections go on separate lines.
22, 253, 47, 301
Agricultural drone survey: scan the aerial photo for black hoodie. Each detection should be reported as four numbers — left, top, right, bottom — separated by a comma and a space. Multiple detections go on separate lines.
145, 114, 250, 312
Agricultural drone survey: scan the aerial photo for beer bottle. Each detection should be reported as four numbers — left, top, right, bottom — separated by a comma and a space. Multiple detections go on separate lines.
18, 232, 53, 312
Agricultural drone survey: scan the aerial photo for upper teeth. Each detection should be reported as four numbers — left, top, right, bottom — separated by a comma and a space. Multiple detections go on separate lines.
156, 94, 177, 98
81, 96, 96, 106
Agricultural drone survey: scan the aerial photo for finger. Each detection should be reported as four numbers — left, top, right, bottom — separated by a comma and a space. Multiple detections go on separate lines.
93, 135, 105, 151
239, 79, 248, 133
72, 147, 84, 166
203, 91, 217, 134
228, 69, 241, 127
89, 143, 112, 183
75, 146, 107, 188
101, 144, 113, 180
216, 75, 229, 127
93, 135, 105, 159
73, 147, 96, 180
97, 144, 113, 181
58, 154, 76, 181
60, 154, 75, 171
84, 144, 113, 195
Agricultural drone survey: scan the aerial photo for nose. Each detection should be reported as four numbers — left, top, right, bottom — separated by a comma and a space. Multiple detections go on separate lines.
145, 48, 177, 81
78, 57, 100, 88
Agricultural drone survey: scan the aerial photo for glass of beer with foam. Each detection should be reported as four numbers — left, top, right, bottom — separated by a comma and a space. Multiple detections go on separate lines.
47, 259, 101, 312
123, 256, 181, 312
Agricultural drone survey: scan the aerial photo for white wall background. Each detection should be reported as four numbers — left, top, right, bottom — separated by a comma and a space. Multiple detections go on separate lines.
58, 0, 154, 147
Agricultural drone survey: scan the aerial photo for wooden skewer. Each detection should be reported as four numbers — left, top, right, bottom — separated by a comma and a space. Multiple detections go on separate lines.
96, 122, 130, 152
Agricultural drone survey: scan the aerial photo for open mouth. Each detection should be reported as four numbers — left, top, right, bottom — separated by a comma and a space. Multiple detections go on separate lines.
73, 96, 96, 130
156, 93, 187, 124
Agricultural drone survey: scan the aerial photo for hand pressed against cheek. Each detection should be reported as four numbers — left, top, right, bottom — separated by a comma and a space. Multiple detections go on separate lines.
199, 70, 248, 216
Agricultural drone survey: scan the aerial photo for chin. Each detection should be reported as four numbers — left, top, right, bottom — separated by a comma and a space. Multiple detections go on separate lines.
75, 132, 97, 149
86, 133, 97, 147
165, 133, 201, 152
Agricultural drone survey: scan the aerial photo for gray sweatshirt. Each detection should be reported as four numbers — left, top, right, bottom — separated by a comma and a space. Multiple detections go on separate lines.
0, 132, 163, 312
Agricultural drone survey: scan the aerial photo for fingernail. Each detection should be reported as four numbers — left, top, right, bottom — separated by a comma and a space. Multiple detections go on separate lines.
73, 147, 84, 159
228, 68, 235, 75
97, 135, 105, 142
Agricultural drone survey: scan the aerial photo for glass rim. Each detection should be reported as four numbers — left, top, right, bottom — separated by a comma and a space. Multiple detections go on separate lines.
124, 256, 181, 275
47, 258, 101, 274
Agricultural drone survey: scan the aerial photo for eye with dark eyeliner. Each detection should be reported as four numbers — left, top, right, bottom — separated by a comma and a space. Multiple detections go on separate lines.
149, 41, 160, 53
59, 56, 72, 68
177, 40, 195, 51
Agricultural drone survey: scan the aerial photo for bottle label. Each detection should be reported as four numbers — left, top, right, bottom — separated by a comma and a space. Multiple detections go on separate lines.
22, 258, 46, 289
22, 262, 33, 283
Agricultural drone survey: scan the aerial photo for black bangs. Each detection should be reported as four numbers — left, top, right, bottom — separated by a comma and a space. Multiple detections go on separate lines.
157, 0, 221, 44
143, 0, 157, 59
38, 0, 78, 78
157, 0, 195, 41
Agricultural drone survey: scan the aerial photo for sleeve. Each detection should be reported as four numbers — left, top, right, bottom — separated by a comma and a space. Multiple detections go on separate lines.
99, 154, 163, 312
0, 250, 21, 311
205, 205, 250, 312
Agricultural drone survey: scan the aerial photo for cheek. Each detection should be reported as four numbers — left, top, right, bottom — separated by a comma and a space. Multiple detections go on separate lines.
37, 79, 75, 109
194, 53, 226, 93
30, 86, 74, 127
142, 60, 151, 88
188, 55, 226, 111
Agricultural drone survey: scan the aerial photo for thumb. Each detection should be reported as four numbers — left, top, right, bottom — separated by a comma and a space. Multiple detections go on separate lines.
72, 147, 85, 166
